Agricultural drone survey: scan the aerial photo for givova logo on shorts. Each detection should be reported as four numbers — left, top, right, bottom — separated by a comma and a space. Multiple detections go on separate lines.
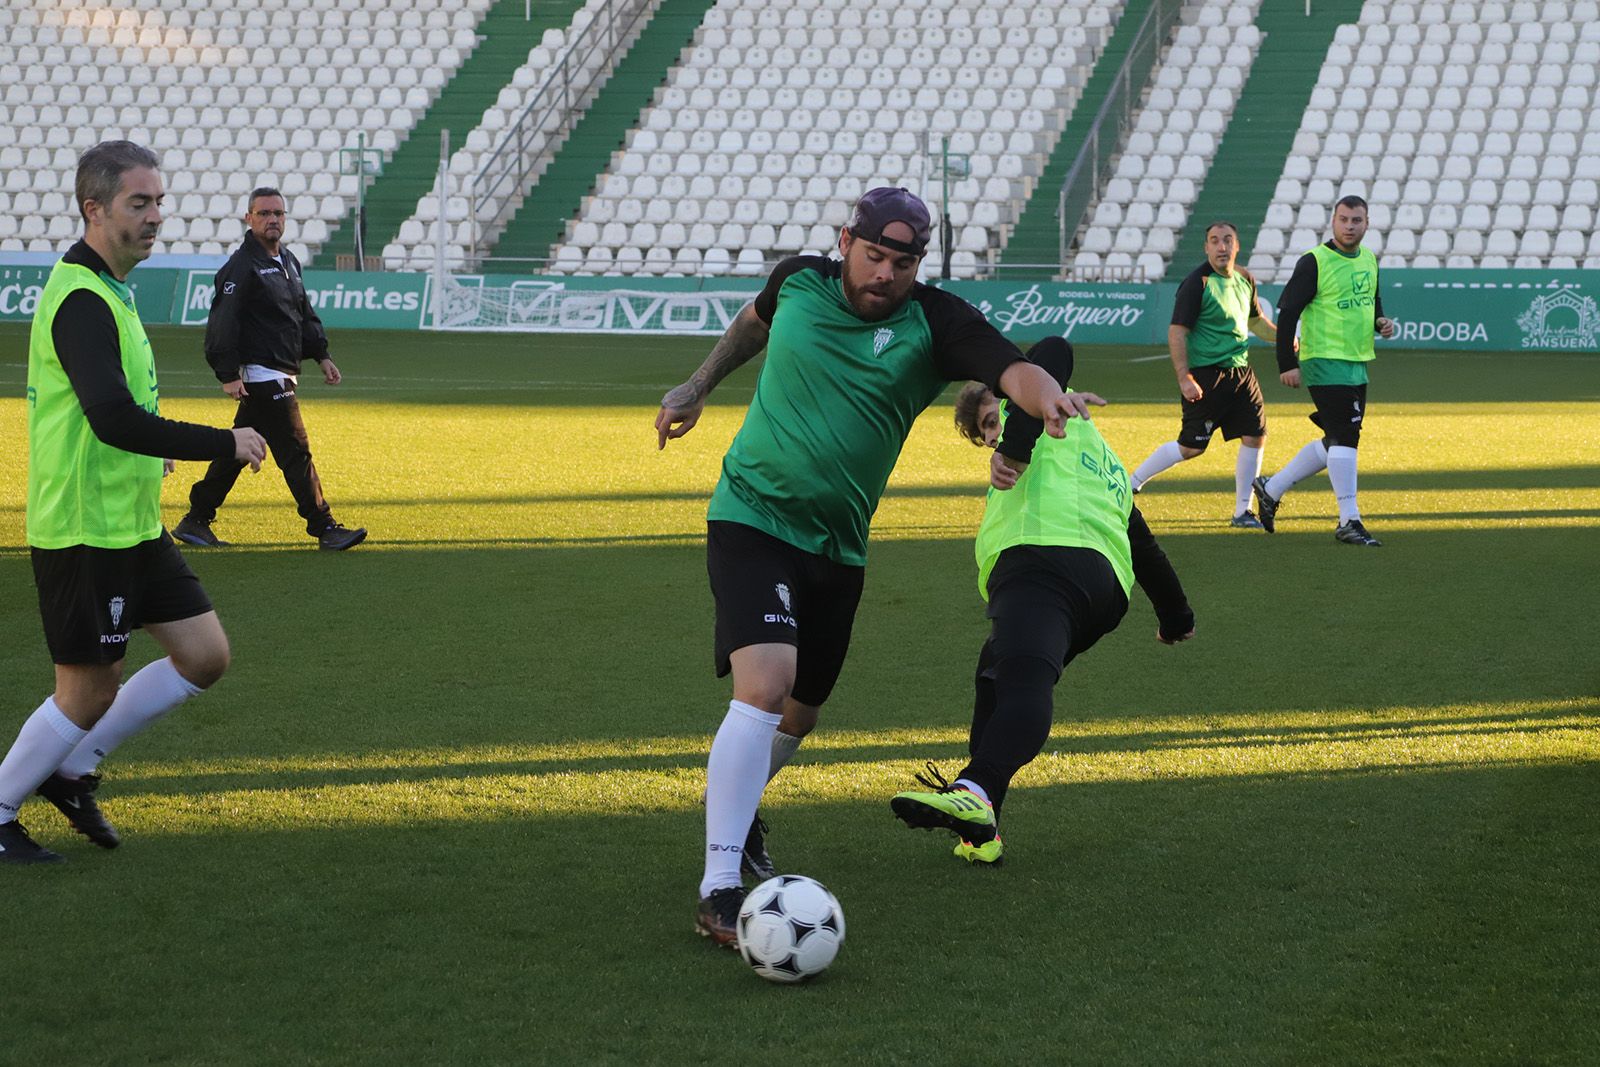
765, 583, 796, 627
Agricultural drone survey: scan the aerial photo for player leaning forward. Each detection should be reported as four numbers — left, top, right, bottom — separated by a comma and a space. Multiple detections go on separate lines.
0, 141, 266, 864
1254, 195, 1395, 546
892, 338, 1195, 863
655, 188, 1102, 945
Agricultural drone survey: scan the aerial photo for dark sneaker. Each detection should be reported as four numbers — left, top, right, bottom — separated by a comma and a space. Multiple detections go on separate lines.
36, 772, 120, 849
1251, 476, 1279, 533
0, 820, 65, 864
1230, 511, 1265, 530
695, 886, 748, 948
1334, 519, 1382, 547
316, 524, 367, 551
173, 516, 228, 547
890, 762, 998, 845
741, 812, 776, 883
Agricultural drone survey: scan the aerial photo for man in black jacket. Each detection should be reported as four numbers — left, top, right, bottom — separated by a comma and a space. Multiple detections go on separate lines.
174, 188, 365, 550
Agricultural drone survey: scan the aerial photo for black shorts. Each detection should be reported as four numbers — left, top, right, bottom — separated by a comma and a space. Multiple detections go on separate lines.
984, 545, 1130, 678
706, 520, 865, 708
1308, 383, 1367, 448
32, 531, 213, 666
1177, 365, 1266, 450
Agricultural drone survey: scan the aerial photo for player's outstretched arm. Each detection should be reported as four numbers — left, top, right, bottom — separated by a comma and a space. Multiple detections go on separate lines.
996, 361, 1105, 439
656, 303, 770, 449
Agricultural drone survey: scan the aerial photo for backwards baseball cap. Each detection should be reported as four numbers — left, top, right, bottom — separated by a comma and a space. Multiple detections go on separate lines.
847, 187, 932, 256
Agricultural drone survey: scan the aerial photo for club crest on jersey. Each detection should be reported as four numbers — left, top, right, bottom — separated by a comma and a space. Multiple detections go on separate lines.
872, 327, 895, 356
108, 596, 125, 629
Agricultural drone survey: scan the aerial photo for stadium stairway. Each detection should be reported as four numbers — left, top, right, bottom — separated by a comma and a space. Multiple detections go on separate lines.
321, 0, 586, 264
1170, 0, 1368, 265
1000, 0, 1155, 276
488, 0, 717, 262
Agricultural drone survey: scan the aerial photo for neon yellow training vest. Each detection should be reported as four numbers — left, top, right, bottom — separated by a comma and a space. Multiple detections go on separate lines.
1298, 243, 1379, 364
974, 405, 1134, 601
27, 260, 164, 549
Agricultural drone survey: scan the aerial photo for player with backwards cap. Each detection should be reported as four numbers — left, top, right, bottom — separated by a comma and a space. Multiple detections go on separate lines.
655, 187, 1105, 946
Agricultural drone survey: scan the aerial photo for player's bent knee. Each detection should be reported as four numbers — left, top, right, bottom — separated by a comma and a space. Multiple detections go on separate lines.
1178, 443, 1206, 459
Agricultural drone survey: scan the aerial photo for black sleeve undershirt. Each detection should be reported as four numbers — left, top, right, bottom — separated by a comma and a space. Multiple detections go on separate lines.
53, 290, 237, 461
1127, 504, 1194, 640
1274, 253, 1319, 372
993, 339, 1073, 465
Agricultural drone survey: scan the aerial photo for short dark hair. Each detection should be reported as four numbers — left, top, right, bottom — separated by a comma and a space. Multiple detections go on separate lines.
953, 381, 994, 447
248, 187, 285, 212
1204, 220, 1239, 239
1335, 195, 1369, 214
76, 140, 160, 221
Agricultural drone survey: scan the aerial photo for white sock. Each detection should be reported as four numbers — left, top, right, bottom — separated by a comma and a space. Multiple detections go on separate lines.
1265, 439, 1328, 500
700, 700, 781, 897
768, 729, 802, 783
56, 658, 203, 779
1235, 444, 1263, 516
0, 697, 89, 823
1131, 440, 1187, 491
1327, 445, 1360, 524
954, 778, 992, 807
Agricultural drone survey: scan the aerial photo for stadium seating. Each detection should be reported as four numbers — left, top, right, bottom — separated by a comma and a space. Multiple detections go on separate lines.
524, 0, 1125, 278
382, 0, 620, 272
1246, 0, 1600, 278
1073, 0, 1264, 282
0, 0, 491, 262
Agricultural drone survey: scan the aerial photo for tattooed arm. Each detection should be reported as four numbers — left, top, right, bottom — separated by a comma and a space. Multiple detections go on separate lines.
654, 302, 771, 449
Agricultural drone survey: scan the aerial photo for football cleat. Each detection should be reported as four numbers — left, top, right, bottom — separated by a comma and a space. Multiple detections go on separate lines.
1230, 511, 1265, 530
741, 812, 776, 883
36, 772, 120, 849
695, 886, 748, 948
1334, 519, 1382, 547
0, 820, 65, 864
889, 763, 997, 844
172, 517, 229, 547
954, 835, 1004, 865
316, 524, 367, 551
1251, 476, 1279, 533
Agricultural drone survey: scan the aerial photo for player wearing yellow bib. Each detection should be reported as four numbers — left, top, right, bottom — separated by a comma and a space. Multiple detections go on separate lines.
1253, 196, 1396, 547
656, 189, 1106, 945
891, 339, 1195, 864
0, 142, 266, 864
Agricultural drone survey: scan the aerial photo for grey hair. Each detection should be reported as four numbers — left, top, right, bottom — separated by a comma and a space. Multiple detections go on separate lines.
75, 140, 160, 221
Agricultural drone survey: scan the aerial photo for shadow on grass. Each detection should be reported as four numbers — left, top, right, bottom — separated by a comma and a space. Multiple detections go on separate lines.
104, 701, 1597, 798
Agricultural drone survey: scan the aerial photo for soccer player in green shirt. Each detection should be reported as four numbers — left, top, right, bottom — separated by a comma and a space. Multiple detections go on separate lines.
0, 141, 266, 864
655, 188, 1104, 945
893, 338, 1195, 864
1253, 196, 1396, 547
1130, 221, 1284, 528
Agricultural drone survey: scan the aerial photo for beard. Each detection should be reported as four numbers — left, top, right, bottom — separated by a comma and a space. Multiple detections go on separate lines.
841, 271, 912, 322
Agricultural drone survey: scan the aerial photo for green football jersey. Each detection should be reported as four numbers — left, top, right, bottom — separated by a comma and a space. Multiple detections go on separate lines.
975, 403, 1134, 600
27, 260, 164, 549
708, 257, 1023, 565
1170, 262, 1263, 368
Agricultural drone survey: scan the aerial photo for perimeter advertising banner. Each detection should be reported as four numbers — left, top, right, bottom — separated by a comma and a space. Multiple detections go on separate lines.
0, 260, 1594, 352
0, 264, 177, 325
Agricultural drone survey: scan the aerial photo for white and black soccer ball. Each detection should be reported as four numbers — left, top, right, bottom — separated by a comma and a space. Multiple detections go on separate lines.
736, 874, 846, 983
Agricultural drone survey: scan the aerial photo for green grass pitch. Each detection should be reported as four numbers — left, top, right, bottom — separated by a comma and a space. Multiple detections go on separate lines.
1, 323, 1597, 1064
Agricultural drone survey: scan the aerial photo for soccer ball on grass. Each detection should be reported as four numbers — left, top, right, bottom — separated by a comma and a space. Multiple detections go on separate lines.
737, 874, 845, 983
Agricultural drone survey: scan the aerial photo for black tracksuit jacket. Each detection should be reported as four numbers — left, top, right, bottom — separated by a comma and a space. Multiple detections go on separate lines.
204, 231, 330, 382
